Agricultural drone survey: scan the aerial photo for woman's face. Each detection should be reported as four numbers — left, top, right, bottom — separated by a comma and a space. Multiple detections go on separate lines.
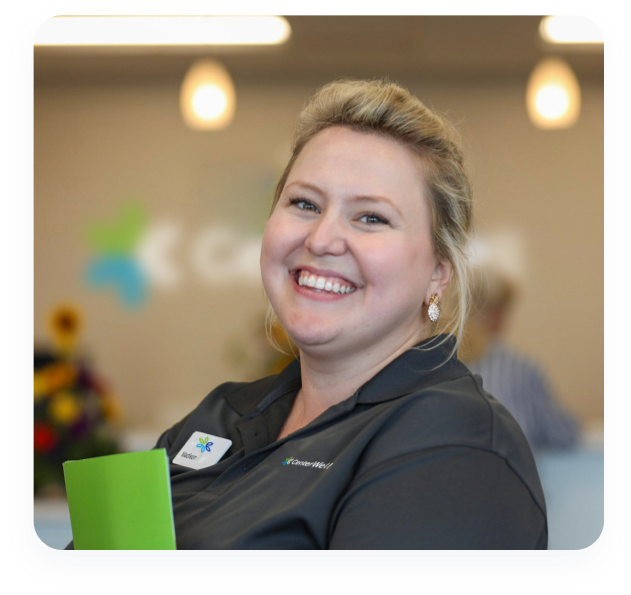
260, 126, 451, 360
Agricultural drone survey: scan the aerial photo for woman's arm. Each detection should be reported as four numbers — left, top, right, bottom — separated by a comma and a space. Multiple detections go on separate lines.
328, 445, 547, 549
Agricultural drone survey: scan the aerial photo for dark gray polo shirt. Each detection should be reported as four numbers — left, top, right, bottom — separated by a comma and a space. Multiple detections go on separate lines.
152, 335, 547, 549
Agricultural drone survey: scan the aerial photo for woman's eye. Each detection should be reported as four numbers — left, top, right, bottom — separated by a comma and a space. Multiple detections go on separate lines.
289, 198, 319, 212
359, 213, 389, 225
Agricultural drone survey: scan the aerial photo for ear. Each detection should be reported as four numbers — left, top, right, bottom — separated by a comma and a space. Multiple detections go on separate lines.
426, 259, 453, 305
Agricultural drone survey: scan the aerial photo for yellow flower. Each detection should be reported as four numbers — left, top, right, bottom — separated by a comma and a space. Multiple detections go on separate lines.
43, 363, 77, 393
48, 391, 82, 425
33, 371, 49, 402
46, 303, 83, 354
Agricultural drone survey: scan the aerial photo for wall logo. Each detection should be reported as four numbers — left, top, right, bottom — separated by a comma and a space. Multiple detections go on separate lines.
84, 202, 148, 308
282, 456, 333, 470
84, 201, 263, 309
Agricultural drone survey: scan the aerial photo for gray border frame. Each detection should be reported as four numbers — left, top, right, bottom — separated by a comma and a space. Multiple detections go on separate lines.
8, 9, 623, 586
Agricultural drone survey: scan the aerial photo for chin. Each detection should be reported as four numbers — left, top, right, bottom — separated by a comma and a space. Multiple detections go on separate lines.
279, 315, 337, 350
284, 326, 334, 350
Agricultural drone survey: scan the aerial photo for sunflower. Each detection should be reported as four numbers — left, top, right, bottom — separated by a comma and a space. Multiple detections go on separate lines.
46, 303, 83, 354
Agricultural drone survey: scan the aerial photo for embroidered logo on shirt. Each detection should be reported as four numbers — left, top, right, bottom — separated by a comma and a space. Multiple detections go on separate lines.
282, 456, 334, 470
173, 431, 231, 470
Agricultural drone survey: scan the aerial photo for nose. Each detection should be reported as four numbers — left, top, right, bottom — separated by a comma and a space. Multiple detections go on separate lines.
304, 212, 347, 257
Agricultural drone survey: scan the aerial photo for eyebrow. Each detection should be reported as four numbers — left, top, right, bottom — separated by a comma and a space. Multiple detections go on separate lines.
350, 194, 403, 217
284, 181, 403, 217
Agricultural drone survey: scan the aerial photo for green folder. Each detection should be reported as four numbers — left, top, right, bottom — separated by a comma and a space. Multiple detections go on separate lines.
63, 449, 176, 550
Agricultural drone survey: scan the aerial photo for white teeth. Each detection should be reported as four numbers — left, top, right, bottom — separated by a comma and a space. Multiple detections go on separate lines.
296, 271, 357, 295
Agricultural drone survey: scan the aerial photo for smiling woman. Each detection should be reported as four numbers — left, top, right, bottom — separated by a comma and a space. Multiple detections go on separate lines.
68, 79, 547, 550
261, 127, 445, 374
260, 126, 461, 446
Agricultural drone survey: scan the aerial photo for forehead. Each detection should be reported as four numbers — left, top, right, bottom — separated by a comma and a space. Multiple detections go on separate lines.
286, 126, 427, 208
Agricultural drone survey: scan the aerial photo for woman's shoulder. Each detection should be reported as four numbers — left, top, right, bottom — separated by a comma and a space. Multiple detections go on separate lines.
357, 370, 544, 504
368, 371, 520, 452
153, 373, 285, 451
346, 368, 548, 534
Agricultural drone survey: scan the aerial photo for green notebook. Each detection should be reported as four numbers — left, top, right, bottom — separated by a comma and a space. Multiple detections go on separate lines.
63, 449, 176, 550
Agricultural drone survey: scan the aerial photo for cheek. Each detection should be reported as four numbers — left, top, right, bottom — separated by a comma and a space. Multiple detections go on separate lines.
260, 225, 280, 284
359, 238, 434, 291
260, 214, 297, 280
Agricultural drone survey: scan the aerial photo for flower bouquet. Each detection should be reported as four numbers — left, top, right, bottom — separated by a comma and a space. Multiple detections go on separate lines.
34, 304, 121, 496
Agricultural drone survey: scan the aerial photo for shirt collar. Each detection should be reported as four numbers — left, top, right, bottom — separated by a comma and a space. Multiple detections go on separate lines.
225, 334, 468, 415
224, 359, 301, 417
355, 335, 469, 404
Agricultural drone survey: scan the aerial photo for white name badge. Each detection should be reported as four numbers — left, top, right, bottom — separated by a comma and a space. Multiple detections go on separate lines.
172, 431, 232, 470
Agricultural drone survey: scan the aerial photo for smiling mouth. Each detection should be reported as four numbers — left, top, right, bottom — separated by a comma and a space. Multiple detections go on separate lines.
292, 270, 358, 295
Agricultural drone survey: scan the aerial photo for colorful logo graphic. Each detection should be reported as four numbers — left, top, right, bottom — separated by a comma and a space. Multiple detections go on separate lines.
196, 436, 213, 454
83, 200, 265, 309
282, 457, 294, 465
84, 202, 148, 308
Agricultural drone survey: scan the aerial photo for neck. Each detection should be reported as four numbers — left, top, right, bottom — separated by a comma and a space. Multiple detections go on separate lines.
275, 327, 436, 442
295, 331, 427, 422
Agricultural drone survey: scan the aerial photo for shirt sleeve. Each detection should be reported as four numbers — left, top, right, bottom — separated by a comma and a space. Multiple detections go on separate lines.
525, 365, 581, 450
153, 412, 191, 451
328, 445, 547, 549
471, 346, 581, 451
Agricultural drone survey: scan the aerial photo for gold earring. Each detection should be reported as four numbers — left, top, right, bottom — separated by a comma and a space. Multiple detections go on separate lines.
428, 294, 440, 322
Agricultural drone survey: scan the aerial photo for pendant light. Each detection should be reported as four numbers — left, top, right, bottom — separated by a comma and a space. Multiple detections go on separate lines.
180, 60, 236, 130
526, 57, 581, 129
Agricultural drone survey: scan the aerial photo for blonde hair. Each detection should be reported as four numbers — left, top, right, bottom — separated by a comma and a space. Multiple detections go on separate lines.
266, 78, 474, 358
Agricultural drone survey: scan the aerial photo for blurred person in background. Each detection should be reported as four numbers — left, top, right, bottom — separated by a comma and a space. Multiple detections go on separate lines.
462, 238, 580, 451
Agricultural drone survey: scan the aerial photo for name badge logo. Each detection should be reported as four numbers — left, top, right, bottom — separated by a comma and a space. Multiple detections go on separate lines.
196, 436, 213, 453
173, 431, 232, 470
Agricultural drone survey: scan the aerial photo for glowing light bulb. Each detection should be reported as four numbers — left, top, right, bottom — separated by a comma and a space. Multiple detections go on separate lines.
526, 57, 581, 129
180, 60, 236, 130
535, 85, 570, 120
192, 85, 228, 121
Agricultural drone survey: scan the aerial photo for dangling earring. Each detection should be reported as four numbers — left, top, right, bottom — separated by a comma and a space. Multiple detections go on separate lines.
428, 294, 440, 322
